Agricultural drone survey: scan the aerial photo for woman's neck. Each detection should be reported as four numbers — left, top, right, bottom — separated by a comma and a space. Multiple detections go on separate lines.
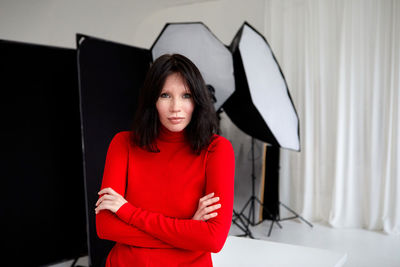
158, 123, 187, 143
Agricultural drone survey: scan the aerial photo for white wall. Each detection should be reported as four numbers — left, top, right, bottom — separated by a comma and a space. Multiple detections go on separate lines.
0, 0, 265, 49
0, 0, 159, 48
133, 0, 265, 48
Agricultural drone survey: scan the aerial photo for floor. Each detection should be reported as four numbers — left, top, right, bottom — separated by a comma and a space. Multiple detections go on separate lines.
229, 219, 400, 267
48, 219, 400, 267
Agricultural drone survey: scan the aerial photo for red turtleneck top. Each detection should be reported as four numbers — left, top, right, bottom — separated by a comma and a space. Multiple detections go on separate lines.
96, 125, 235, 267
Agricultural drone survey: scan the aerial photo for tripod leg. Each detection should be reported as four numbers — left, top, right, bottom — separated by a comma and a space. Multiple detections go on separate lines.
238, 197, 252, 218
246, 196, 257, 226
233, 209, 254, 238
251, 196, 255, 225
232, 219, 249, 236
238, 196, 258, 226
268, 220, 274, 237
253, 197, 282, 228
279, 202, 313, 228
237, 217, 254, 238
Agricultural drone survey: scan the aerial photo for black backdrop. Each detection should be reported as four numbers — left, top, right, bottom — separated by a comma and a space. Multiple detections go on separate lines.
76, 34, 151, 267
0, 39, 87, 267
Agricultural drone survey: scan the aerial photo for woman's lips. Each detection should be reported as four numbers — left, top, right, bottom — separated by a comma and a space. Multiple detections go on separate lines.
168, 117, 184, 124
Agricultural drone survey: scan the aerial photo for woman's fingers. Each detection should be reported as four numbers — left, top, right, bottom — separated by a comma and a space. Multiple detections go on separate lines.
98, 187, 117, 196
201, 196, 220, 208
95, 187, 128, 214
204, 203, 222, 214
203, 212, 218, 221
95, 200, 112, 214
95, 194, 115, 206
201, 203, 221, 219
199, 192, 214, 202
192, 193, 221, 221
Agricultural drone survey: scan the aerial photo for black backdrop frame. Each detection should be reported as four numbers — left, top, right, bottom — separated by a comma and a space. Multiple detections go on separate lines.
76, 34, 151, 267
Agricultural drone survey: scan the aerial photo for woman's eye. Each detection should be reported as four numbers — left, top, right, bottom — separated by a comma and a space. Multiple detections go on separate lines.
160, 93, 169, 98
183, 93, 192, 99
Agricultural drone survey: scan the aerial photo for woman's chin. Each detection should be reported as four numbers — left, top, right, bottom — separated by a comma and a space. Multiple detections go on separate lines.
164, 123, 188, 132
167, 126, 185, 132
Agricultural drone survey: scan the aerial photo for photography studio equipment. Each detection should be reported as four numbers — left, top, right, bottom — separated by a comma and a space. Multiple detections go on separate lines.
77, 34, 151, 267
0, 39, 87, 267
223, 22, 312, 236
151, 22, 235, 111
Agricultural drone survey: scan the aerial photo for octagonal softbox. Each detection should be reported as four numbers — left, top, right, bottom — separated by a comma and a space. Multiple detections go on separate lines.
77, 34, 151, 267
151, 22, 235, 111
223, 22, 300, 151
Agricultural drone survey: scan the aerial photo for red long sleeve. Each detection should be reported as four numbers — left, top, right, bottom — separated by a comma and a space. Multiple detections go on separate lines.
116, 135, 235, 252
96, 132, 172, 248
96, 127, 235, 266
96, 211, 172, 248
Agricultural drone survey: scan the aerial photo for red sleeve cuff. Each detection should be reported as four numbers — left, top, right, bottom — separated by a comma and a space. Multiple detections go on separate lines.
116, 202, 136, 224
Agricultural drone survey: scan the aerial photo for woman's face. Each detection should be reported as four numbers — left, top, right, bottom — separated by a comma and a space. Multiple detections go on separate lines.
156, 73, 195, 132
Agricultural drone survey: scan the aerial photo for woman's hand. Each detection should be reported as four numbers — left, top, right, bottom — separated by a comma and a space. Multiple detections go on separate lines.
192, 192, 221, 221
95, 187, 128, 214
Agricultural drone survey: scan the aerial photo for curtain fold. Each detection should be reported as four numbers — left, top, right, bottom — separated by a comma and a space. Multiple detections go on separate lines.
264, 0, 400, 234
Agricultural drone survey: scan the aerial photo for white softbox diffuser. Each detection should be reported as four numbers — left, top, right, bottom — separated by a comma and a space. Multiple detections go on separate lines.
151, 22, 235, 111
223, 22, 300, 151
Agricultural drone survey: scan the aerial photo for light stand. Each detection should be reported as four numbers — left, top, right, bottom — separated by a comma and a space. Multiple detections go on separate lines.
234, 138, 281, 238
223, 22, 313, 237
237, 138, 313, 237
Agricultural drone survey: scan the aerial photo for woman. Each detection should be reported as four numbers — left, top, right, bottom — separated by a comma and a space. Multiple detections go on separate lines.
95, 54, 235, 266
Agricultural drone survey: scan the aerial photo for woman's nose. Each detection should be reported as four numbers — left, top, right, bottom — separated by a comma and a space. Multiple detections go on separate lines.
169, 98, 181, 113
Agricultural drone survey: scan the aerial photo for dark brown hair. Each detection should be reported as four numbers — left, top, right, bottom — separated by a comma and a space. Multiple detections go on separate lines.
131, 54, 219, 154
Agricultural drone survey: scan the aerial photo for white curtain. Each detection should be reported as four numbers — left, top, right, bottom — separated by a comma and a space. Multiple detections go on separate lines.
263, 0, 400, 234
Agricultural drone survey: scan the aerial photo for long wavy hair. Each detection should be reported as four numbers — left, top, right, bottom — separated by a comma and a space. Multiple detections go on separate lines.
131, 54, 219, 154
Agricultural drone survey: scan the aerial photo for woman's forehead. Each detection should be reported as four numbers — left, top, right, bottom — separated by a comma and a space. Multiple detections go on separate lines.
162, 72, 191, 92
